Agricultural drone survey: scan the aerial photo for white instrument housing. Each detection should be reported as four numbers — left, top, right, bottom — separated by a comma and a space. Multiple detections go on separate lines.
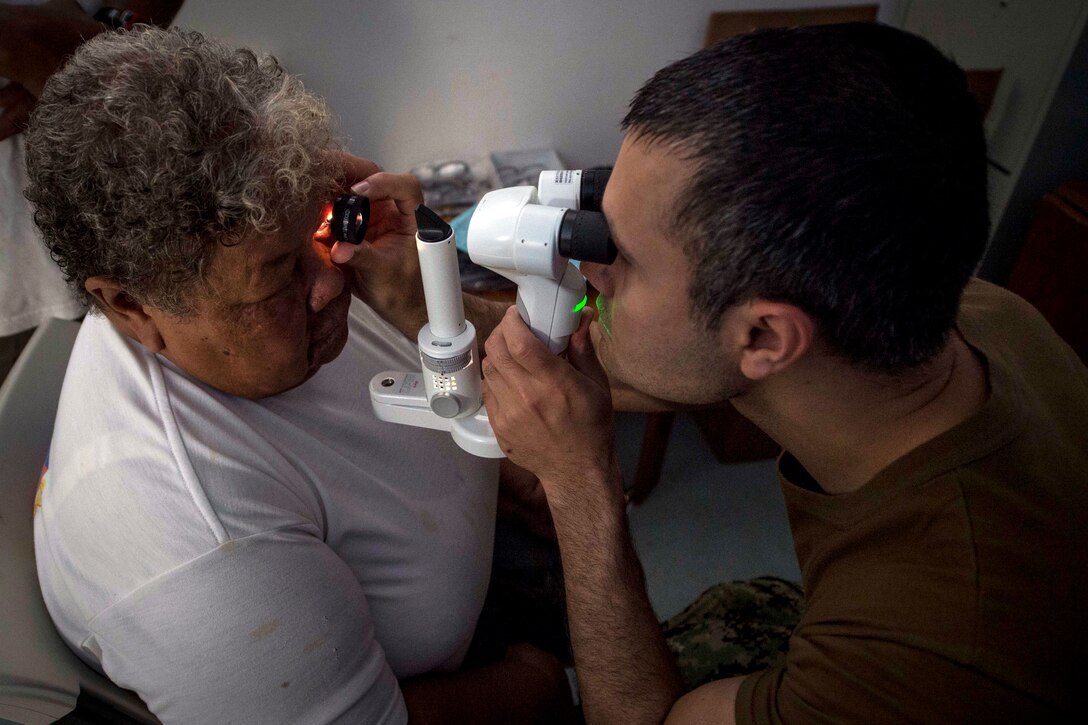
467, 186, 587, 353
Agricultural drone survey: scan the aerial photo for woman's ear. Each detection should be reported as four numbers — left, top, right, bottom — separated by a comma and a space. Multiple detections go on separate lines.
84, 276, 166, 353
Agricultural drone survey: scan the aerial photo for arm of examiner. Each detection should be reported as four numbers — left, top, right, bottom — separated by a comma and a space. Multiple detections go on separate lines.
480, 306, 754, 724
480, 307, 685, 723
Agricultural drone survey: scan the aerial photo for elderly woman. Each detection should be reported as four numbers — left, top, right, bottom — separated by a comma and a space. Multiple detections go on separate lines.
27, 27, 571, 724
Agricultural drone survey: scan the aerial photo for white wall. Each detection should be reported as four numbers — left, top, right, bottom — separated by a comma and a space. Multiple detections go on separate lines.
175, 0, 902, 171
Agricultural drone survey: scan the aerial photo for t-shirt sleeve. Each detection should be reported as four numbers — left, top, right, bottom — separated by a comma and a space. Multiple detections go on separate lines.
734, 632, 1033, 724
84, 527, 408, 725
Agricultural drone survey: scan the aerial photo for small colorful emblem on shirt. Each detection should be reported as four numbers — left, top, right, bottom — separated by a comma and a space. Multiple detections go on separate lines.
34, 453, 49, 515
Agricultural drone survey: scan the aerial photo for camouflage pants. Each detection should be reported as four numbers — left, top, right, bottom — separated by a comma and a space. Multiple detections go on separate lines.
662, 576, 805, 691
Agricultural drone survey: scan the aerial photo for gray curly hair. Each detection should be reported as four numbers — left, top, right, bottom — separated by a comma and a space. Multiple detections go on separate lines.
24, 26, 341, 315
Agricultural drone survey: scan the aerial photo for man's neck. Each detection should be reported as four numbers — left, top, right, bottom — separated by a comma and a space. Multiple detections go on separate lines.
734, 334, 989, 494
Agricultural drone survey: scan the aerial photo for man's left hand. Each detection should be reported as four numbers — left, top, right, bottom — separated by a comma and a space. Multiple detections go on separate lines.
483, 306, 623, 513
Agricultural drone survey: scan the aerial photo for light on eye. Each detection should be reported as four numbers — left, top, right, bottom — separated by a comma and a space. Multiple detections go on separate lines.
572, 294, 588, 313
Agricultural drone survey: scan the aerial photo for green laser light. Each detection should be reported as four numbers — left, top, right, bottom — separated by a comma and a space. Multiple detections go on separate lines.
572, 294, 588, 313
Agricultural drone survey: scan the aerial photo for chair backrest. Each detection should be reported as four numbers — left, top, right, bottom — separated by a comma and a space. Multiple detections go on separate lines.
0, 318, 157, 724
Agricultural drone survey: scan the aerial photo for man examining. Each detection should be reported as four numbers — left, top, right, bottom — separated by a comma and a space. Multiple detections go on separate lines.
469, 23, 1086, 724
28, 27, 573, 724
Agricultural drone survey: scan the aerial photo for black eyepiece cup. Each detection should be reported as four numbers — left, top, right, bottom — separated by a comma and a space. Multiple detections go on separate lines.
578, 168, 611, 213
558, 210, 617, 265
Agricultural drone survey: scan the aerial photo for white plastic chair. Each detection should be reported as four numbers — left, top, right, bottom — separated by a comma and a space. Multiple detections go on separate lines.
0, 318, 157, 724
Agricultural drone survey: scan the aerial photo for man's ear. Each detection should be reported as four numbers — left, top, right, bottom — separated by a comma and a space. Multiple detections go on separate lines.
726, 300, 815, 381
84, 276, 166, 353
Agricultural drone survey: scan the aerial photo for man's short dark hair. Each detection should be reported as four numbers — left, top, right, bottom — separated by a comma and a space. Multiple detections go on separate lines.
623, 23, 988, 372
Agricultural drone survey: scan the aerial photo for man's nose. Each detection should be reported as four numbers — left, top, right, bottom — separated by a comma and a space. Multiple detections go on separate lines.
580, 261, 613, 297
305, 243, 346, 313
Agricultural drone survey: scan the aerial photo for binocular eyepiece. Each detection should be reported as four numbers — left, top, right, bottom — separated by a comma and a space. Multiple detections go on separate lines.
558, 209, 617, 265
534, 167, 616, 266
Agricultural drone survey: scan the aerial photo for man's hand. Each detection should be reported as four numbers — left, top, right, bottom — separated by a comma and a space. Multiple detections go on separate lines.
0, 1, 104, 96
484, 306, 687, 724
482, 305, 624, 512
0, 82, 34, 141
328, 155, 427, 339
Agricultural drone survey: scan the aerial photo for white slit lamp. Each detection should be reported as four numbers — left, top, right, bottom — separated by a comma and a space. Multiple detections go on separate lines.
337, 170, 616, 458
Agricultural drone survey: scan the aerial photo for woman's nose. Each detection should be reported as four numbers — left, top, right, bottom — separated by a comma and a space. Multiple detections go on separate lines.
305, 242, 346, 313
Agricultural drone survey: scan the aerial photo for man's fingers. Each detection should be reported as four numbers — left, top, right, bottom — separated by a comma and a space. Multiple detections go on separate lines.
337, 151, 381, 186
482, 312, 511, 365
495, 306, 564, 376
329, 240, 361, 265
482, 327, 522, 417
485, 308, 546, 378
352, 171, 424, 217
481, 372, 510, 436
568, 308, 610, 390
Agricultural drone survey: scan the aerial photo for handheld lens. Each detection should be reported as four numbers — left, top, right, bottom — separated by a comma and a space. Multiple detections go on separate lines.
331, 194, 371, 245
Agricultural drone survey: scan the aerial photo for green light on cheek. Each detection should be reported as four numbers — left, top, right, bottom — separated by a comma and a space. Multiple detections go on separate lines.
572, 295, 588, 313
595, 295, 613, 337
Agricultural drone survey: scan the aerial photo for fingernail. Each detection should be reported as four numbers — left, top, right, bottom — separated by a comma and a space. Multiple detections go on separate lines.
351, 181, 371, 195
330, 242, 356, 263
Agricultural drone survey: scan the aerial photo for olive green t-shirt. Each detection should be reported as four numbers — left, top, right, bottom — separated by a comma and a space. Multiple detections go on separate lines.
737, 280, 1088, 724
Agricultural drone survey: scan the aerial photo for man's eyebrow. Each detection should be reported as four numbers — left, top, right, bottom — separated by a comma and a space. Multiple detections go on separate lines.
603, 212, 632, 264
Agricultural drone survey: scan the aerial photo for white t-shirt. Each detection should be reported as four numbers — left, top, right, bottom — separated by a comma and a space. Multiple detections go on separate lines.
34, 299, 499, 724
1, 0, 99, 335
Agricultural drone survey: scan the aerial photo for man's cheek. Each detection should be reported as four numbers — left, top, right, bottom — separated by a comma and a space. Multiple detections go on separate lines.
595, 295, 614, 338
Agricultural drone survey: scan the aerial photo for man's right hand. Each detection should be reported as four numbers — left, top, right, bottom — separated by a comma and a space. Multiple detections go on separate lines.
329, 157, 428, 339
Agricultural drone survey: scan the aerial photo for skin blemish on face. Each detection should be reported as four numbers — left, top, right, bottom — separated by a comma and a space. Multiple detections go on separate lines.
249, 619, 281, 640
281, 681, 290, 688
303, 638, 325, 654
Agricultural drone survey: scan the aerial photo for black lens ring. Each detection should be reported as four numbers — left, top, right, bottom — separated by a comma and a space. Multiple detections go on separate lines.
332, 194, 370, 245
558, 209, 617, 265
578, 168, 611, 213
